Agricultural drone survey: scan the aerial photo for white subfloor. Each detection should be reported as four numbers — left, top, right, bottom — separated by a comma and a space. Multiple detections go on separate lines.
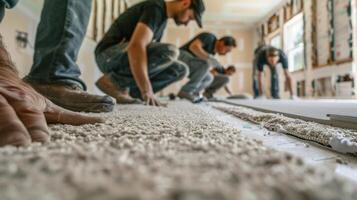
222, 99, 357, 120
200, 103, 357, 183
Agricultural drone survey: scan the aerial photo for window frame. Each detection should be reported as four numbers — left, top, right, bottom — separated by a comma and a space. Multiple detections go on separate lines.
283, 12, 305, 72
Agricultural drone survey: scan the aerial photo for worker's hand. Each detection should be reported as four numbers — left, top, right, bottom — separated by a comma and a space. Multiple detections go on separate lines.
142, 90, 167, 107
0, 67, 103, 147
284, 79, 289, 92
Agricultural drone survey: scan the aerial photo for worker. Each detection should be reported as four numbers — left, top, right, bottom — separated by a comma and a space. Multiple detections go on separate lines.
0, 0, 103, 147
203, 65, 236, 99
177, 32, 237, 103
24, 0, 115, 113
95, 0, 205, 106
253, 46, 294, 99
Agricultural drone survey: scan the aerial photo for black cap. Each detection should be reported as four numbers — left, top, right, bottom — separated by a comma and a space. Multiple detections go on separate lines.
191, 0, 205, 28
220, 36, 237, 47
1, 0, 19, 9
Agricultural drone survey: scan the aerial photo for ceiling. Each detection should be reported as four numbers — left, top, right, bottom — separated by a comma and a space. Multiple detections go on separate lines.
18, 0, 286, 29
202, 0, 286, 29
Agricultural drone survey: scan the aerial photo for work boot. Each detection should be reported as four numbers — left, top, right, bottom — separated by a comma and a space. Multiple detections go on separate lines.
177, 91, 202, 103
25, 82, 115, 113
96, 75, 142, 105
203, 91, 213, 99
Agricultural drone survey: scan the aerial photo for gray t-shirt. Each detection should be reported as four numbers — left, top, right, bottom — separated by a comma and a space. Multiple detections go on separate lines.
96, 0, 168, 54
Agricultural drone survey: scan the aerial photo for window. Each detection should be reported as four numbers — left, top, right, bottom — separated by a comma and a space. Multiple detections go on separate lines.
284, 13, 305, 72
270, 34, 282, 49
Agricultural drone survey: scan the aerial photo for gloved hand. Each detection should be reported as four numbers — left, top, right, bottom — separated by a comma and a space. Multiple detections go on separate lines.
0, 37, 103, 147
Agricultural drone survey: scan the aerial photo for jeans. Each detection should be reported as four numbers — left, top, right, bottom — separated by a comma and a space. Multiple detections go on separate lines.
25, 0, 92, 90
253, 66, 280, 99
179, 50, 212, 94
205, 74, 230, 95
95, 42, 188, 98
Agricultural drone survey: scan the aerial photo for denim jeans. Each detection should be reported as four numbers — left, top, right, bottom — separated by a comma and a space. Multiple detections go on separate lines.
205, 74, 230, 95
253, 66, 280, 99
95, 42, 188, 98
179, 50, 212, 94
25, 0, 92, 90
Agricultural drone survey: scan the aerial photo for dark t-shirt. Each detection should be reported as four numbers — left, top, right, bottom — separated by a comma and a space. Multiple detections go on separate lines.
180, 32, 217, 56
96, 0, 168, 54
255, 46, 289, 72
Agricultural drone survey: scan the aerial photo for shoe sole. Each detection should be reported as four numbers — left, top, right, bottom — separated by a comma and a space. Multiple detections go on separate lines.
96, 81, 142, 105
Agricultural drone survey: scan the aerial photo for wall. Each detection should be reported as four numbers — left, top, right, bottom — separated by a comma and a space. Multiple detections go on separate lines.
256, 0, 357, 99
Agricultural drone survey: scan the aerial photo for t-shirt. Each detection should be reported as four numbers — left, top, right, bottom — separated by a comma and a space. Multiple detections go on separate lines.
255, 46, 289, 72
180, 32, 217, 56
96, 0, 168, 54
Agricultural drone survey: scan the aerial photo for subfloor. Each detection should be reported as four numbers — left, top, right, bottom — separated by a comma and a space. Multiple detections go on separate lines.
0, 101, 357, 200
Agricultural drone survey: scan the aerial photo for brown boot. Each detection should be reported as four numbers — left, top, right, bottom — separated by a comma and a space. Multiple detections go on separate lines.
25, 82, 115, 113
96, 75, 142, 105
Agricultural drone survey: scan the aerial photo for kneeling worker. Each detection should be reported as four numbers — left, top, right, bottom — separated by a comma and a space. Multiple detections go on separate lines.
95, 0, 205, 106
178, 32, 237, 102
203, 65, 236, 99
253, 46, 294, 99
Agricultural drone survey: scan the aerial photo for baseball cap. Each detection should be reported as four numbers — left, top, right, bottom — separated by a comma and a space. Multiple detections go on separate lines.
1, 0, 19, 9
266, 47, 280, 57
191, 0, 205, 28
0, 0, 18, 23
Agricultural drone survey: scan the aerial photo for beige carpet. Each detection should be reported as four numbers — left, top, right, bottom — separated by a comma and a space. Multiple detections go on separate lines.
213, 103, 357, 154
0, 102, 356, 200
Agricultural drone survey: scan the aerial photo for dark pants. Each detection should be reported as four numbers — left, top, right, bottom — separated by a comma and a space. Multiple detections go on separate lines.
253, 67, 280, 99
179, 50, 212, 94
95, 42, 188, 98
25, 0, 92, 90
205, 74, 230, 96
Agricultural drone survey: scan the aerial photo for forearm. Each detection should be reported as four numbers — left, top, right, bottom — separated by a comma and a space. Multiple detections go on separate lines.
128, 45, 152, 95
190, 46, 210, 60
286, 76, 293, 96
258, 74, 263, 95
225, 86, 232, 95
